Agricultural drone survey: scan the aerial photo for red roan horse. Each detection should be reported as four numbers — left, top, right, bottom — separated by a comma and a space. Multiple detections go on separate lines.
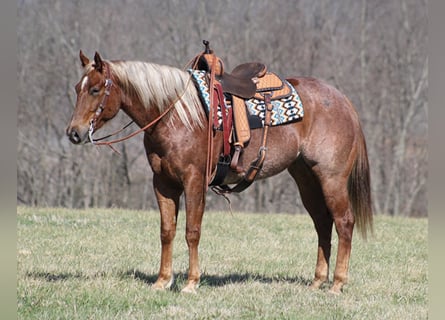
66, 51, 373, 294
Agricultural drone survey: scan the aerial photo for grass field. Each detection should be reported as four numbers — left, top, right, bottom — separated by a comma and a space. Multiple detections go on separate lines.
17, 206, 427, 319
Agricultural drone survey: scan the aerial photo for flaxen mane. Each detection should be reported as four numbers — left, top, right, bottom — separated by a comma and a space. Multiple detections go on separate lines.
109, 61, 205, 129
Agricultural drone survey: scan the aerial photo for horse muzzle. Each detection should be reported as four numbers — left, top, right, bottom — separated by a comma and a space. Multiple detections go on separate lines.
66, 126, 88, 145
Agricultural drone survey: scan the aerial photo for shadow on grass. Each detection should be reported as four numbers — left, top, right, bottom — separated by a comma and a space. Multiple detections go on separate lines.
119, 269, 158, 284
26, 271, 85, 282
201, 273, 312, 287
120, 269, 312, 289
26, 269, 157, 283
27, 269, 313, 289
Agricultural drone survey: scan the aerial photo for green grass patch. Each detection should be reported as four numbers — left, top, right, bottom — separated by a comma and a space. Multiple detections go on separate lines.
17, 207, 427, 319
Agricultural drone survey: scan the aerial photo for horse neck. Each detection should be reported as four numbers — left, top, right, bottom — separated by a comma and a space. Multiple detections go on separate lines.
110, 60, 205, 135
110, 61, 171, 128
112, 61, 203, 127
119, 90, 157, 129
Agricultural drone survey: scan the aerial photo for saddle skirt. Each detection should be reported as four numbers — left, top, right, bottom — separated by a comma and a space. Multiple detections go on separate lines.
188, 69, 304, 128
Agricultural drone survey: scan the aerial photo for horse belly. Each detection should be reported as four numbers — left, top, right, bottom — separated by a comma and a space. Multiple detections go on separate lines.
223, 124, 301, 184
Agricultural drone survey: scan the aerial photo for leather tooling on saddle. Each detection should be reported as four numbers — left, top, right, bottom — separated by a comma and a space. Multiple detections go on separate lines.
188, 40, 304, 193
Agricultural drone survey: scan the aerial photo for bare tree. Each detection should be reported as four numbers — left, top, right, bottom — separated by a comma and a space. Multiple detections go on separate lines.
17, 0, 427, 216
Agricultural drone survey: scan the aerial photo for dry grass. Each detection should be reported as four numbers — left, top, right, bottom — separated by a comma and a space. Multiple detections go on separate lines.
17, 207, 427, 319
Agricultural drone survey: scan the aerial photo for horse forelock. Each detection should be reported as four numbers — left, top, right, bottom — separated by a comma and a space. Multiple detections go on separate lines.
109, 60, 205, 129
82, 62, 95, 75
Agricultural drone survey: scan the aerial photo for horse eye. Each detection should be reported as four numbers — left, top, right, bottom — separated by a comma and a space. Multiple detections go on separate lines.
89, 87, 100, 96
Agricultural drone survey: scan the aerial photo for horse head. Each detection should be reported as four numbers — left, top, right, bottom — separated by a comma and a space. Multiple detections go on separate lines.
66, 51, 121, 144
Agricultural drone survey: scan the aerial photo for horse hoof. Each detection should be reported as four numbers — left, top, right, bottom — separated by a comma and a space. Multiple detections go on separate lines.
152, 276, 174, 290
152, 283, 165, 290
328, 285, 342, 295
181, 282, 199, 294
181, 286, 197, 294
309, 279, 324, 290
328, 289, 341, 295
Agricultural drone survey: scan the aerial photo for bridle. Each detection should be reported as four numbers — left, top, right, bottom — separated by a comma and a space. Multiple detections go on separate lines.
88, 63, 120, 144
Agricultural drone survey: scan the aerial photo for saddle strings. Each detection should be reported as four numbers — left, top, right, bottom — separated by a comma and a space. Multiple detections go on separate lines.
204, 55, 217, 192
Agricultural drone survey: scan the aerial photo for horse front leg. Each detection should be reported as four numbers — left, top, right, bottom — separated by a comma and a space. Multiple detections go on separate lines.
152, 174, 182, 290
181, 174, 206, 294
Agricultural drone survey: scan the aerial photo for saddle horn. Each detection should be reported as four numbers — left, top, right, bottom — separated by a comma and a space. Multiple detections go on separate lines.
203, 40, 212, 54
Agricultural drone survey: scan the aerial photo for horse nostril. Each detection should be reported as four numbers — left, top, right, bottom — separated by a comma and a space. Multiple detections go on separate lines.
68, 129, 81, 144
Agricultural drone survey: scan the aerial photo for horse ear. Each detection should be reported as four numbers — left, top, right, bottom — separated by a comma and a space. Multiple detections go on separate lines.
79, 50, 90, 67
93, 51, 104, 73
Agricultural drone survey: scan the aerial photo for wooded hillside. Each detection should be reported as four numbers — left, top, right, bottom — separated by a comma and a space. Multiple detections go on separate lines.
17, 0, 427, 216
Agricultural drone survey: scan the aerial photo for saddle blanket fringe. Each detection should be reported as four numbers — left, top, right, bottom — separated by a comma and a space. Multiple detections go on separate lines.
188, 69, 304, 127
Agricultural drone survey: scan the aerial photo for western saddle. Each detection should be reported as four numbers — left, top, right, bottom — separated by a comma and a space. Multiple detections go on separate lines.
191, 40, 292, 193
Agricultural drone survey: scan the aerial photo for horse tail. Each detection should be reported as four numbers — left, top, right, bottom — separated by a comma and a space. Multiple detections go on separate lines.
348, 126, 374, 239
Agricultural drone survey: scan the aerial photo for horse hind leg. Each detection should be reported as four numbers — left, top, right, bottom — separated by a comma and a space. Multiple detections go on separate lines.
318, 176, 355, 294
288, 158, 334, 290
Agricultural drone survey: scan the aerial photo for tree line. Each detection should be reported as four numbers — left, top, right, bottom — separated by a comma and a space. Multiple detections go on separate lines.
17, 0, 427, 216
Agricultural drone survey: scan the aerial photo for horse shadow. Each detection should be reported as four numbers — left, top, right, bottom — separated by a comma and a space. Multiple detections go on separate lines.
121, 269, 313, 291
26, 271, 85, 282
27, 269, 314, 291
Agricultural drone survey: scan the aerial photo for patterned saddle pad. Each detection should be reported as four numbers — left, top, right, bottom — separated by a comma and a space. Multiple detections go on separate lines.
188, 69, 304, 127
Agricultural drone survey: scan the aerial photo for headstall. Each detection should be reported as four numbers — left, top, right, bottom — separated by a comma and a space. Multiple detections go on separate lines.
89, 63, 113, 144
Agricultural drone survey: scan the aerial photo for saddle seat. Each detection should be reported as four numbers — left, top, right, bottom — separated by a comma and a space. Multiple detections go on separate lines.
218, 62, 267, 99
